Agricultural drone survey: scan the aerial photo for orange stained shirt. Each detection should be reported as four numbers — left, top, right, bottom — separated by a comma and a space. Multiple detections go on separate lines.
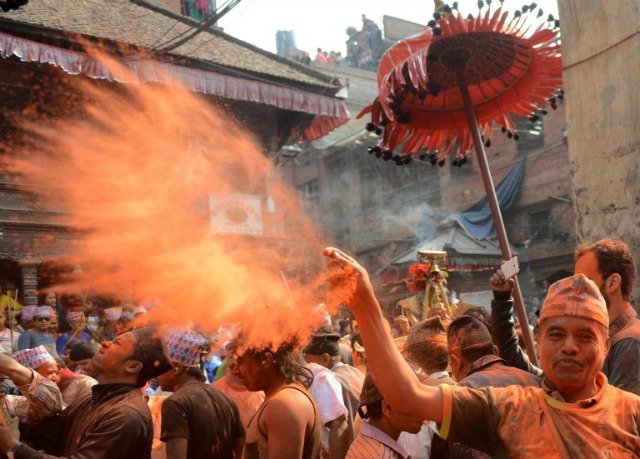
439, 373, 639, 458
211, 376, 265, 427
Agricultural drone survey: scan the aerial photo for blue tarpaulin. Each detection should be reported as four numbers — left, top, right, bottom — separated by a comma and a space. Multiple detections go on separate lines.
443, 160, 525, 240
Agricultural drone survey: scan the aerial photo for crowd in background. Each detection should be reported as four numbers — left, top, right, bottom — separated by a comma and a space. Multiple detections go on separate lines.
0, 237, 635, 458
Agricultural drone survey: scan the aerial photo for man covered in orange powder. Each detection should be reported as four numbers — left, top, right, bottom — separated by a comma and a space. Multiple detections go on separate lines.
324, 247, 639, 457
230, 340, 322, 459
491, 238, 640, 396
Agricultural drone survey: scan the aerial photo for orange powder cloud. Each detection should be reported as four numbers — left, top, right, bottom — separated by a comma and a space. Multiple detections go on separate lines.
3, 52, 355, 348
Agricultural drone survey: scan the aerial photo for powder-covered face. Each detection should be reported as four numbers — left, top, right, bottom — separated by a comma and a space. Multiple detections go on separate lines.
36, 360, 60, 382
538, 316, 607, 397
91, 333, 137, 380
157, 367, 178, 392
231, 352, 273, 392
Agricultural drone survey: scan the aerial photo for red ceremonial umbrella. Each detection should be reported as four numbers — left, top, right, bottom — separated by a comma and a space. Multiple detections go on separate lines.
358, 1, 563, 365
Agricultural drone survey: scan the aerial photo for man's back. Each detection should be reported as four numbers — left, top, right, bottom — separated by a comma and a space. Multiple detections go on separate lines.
161, 382, 245, 459
442, 354, 541, 459
332, 362, 365, 446
459, 355, 541, 389
332, 362, 364, 421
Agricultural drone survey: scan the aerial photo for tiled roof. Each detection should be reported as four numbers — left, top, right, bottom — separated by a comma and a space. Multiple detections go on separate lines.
0, 0, 339, 92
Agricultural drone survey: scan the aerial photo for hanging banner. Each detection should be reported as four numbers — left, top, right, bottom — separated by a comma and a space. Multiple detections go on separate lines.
209, 194, 264, 235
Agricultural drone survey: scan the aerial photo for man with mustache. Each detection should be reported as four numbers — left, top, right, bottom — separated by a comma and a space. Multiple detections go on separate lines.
324, 247, 639, 457
491, 238, 640, 395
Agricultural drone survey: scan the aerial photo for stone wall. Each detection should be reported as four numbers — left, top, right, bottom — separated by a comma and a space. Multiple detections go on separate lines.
558, 0, 640, 305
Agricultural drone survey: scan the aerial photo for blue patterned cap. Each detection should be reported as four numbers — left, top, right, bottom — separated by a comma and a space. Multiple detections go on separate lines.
165, 329, 208, 367
13, 345, 55, 369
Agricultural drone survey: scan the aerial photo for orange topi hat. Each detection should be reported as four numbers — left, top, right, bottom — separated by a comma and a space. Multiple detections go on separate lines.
539, 274, 608, 328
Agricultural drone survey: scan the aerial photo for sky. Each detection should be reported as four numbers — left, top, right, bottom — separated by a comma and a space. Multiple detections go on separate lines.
218, 0, 560, 56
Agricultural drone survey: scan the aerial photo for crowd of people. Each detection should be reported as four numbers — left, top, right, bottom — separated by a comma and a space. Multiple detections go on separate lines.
0, 237, 635, 458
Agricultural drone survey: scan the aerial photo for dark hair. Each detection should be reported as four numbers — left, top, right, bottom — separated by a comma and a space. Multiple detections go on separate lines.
186, 366, 206, 382
127, 328, 173, 388
458, 342, 495, 363
462, 307, 493, 337
69, 341, 99, 361
407, 339, 449, 374
576, 239, 637, 300
448, 316, 495, 364
130, 346, 169, 388
234, 341, 314, 389
362, 400, 383, 420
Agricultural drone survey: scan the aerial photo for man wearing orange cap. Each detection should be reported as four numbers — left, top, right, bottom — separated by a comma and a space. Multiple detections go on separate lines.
492, 238, 640, 396
324, 247, 639, 457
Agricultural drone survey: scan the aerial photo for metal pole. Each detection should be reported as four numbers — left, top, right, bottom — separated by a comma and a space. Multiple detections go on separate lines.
456, 67, 539, 366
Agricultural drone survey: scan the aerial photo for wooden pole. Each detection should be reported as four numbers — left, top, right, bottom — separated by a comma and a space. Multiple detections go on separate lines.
8, 290, 17, 353
456, 66, 539, 366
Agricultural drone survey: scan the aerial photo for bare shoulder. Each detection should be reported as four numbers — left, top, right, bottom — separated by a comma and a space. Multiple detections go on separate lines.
268, 386, 314, 412
262, 386, 315, 426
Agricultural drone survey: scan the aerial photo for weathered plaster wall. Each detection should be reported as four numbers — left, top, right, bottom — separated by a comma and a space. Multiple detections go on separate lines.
558, 0, 640, 303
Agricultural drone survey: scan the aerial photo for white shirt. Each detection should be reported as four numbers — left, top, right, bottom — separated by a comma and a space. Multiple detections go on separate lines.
0, 328, 20, 355
397, 370, 451, 458
307, 362, 349, 450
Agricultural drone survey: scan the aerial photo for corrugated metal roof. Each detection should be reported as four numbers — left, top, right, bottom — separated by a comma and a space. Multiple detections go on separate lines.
392, 223, 504, 265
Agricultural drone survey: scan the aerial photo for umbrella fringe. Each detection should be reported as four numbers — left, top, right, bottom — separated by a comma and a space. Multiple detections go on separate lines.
361, 5, 563, 162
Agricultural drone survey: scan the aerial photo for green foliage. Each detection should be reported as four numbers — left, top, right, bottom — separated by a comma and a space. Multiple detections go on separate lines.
346, 26, 358, 38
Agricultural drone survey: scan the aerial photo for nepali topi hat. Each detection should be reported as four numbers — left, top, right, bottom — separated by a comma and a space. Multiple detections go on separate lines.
165, 328, 208, 368
539, 274, 608, 328
13, 345, 55, 369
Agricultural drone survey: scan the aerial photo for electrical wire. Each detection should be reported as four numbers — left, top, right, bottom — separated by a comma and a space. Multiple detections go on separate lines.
155, 0, 243, 52
149, 0, 238, 51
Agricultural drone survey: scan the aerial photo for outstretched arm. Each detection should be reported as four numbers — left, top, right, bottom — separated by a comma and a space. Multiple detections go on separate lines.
323, 247, 443, 423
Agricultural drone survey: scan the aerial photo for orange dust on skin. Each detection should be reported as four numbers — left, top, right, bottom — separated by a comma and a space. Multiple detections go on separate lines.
2, 50, 338, 349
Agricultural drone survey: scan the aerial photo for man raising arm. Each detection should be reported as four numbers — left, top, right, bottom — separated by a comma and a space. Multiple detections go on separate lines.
323, 248, 445, 424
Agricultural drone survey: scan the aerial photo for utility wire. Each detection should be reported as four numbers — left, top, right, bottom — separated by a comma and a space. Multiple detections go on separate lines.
156, 0, 243, 52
